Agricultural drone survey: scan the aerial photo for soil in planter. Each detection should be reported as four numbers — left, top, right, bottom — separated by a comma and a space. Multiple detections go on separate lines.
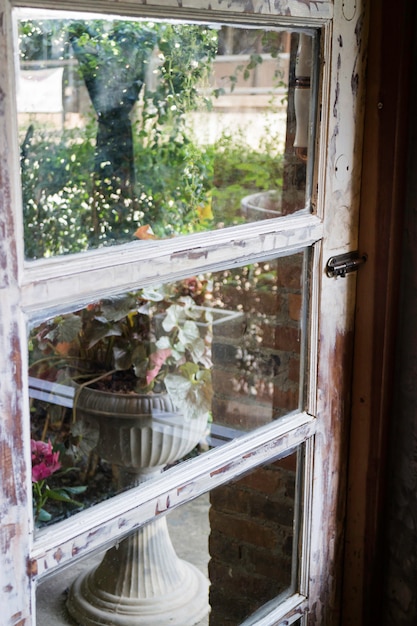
84, 368, 148, 394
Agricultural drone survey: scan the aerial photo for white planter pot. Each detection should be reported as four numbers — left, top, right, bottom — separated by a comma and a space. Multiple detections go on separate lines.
67, 390, 209, 626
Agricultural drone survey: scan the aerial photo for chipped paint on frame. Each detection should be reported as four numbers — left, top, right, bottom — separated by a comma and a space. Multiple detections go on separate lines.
0, 0, 369, 623
307, 0, 369, 622
17, 0, 334, 21
30, 413, 315, 579
21, 214, 324, 321
0, 0, 33, 623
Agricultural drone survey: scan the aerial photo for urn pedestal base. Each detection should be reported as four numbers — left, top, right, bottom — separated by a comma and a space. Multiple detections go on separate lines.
67, 516, 209, 626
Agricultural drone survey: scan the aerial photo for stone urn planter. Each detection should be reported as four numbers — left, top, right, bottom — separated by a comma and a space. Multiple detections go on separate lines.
66, 388, 209, 626
240, 189, 282, 221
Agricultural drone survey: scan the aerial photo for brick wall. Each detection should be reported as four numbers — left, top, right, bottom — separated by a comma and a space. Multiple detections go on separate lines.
211, 254, 303, 433
208, 254, 303, 623
209, 454, 297, 624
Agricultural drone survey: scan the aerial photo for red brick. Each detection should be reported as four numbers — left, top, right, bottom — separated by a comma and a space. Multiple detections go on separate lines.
211, 396, 273, 429
274, 452, 297, 472
282, 533, 294, 557
209, 532, 242, 564
237, 466, 282, 495
212, 341, 239, 365
288, 293, 302, 321
209, 583, 251, 622
261, 323, 300, 352
213, 315, 246, 339
209, 510, 278, 549
210, 484, 251, 516
271, 387, 299, 413
208, 451, 300, 625
276, 258, 303, 289
288, 355, 300, 383
212, 376, 277, 406
209, 560, 281, 602
246, 291, 282, 316
215, 284, 287, 318
211, 368, 240, 394
247, 492, 295, 526
242, 544, 293, 583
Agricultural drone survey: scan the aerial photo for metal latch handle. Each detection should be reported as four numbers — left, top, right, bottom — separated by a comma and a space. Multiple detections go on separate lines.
326, 251, 367, 278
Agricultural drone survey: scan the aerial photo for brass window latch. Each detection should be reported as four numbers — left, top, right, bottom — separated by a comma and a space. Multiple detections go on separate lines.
326, 251, 367, 278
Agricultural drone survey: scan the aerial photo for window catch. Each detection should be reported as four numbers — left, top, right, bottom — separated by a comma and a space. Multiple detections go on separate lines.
326, 251, 367, 278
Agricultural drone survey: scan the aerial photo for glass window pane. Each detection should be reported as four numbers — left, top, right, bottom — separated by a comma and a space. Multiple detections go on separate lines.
16, 8, 318, 259
28, 253, 307, 526
36, 448, 303, 625
209, 451, 301, 624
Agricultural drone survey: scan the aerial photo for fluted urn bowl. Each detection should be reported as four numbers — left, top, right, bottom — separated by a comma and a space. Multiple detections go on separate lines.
75, 386, 208, 478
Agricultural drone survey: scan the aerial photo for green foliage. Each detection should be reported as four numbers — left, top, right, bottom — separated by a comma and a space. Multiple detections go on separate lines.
211, 129, 284, 224
133, 130, 213, 237
20, 19, 219, 256
145, 23, 218, 124
19, 19, 285, 257
67, 19, 158, 209
30, 286, 213, 414
21, 122, 96, 258
19, 18, 69, 61
21, 119, 283, 255
33, 479, 86, 525
67, 20, 158, 102
31, 438, 87, 525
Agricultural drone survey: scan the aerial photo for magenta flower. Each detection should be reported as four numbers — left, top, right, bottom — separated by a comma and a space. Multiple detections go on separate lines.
31, 439, 61, 483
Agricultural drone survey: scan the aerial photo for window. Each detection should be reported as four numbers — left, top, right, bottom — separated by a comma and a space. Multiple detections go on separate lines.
0, 1, 367, 624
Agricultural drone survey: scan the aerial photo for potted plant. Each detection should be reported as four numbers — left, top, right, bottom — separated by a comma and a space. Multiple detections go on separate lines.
29, 283, 215, 479
31, 284, 212, 406
30, 284, 215, 625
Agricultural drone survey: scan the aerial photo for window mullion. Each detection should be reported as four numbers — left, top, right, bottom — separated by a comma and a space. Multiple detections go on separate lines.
30, 411, 316, 580
21, 216, 323, 320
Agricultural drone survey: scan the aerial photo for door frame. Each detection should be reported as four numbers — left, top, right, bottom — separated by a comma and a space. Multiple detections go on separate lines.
0, 1, 369, 624
343, 0, 415, 623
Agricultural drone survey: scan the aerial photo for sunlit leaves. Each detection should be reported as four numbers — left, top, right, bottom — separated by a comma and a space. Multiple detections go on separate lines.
164, 365, 212, 421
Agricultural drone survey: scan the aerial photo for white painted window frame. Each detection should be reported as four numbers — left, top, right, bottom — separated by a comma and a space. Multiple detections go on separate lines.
0, 1, 368, 624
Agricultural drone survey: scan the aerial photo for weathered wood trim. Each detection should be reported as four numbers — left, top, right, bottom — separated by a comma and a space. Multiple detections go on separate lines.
31, 412, 316, 579
21, 215, 324, 321
307, 0, 369, 623
0, 0, 33, 623
0, 0, 371, 623
14, 0, 333, 22
342, 0, 414, 623
241, 592, 308, 625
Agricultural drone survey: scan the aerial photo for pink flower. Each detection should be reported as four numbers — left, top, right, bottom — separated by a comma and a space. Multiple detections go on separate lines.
31, 439, 61, 483
146, 348, 172, 385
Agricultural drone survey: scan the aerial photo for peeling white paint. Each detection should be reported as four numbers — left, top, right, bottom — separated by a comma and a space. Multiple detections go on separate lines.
0, 0, 369, 623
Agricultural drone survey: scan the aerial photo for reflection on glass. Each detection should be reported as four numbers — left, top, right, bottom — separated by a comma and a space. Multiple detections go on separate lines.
209, 451, 301, 624
36, 450, 301, 626
28, 254, 305, 526
16, 9, 316, 259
